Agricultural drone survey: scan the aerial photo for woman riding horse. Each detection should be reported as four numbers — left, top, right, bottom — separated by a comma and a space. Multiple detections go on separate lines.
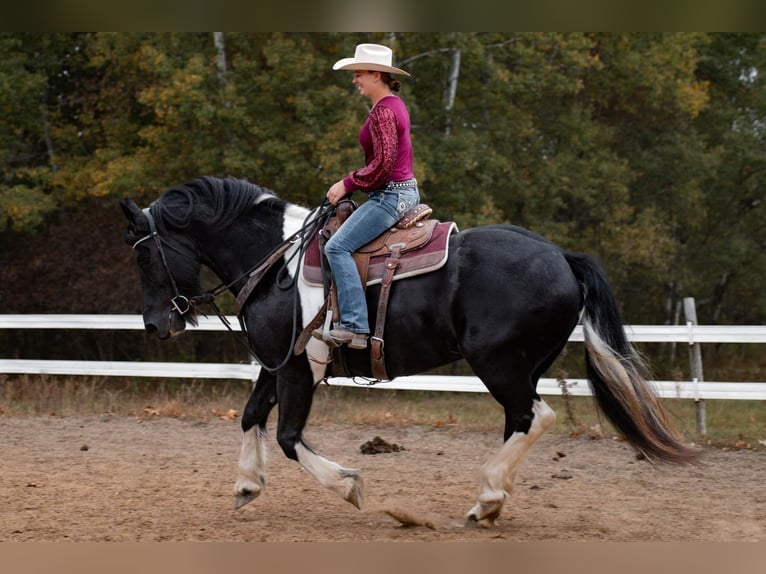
315, 43, 419, 350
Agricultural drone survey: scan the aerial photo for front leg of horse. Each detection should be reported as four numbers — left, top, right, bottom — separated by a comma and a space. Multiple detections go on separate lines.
273, 365, 365, 509
294, 442, 365, 509
234, 425, 268, 509
465, 399, 556, 527
233, 370, 277, 509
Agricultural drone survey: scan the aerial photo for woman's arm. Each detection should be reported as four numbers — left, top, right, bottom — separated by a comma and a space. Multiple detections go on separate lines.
342, 105, 399, 192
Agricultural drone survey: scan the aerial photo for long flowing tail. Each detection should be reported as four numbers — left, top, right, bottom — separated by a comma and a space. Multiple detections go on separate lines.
565, 252, 700, 464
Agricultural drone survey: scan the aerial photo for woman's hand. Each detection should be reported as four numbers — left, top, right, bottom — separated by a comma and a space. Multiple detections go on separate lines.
326, 180, 348, 206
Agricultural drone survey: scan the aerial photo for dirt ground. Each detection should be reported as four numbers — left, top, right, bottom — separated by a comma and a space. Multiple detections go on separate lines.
1, 415, 764, 542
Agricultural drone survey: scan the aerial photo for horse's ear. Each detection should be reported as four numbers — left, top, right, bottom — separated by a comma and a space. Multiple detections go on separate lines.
120, 198, 143, 223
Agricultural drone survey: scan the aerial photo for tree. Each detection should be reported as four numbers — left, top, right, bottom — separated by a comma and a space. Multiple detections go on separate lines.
1, 32, 765, 333
691, 33, 766, 323
0, 33, 82, 230
574, 33, 712, 322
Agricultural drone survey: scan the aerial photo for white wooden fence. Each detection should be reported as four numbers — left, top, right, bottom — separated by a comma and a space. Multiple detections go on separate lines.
1, 313, 765, 402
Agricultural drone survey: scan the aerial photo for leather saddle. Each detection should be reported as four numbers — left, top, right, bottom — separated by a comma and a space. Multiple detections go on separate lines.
297, 200, 457, 381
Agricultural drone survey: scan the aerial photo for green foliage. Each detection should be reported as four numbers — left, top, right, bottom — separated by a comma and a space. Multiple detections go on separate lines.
0, 182, 55, 231
1, 32, 765, 328
690, 33, 766, 323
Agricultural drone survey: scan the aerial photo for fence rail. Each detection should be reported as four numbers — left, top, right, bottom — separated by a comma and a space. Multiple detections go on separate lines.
1, 314, 765, 402
3, 313, 766, 342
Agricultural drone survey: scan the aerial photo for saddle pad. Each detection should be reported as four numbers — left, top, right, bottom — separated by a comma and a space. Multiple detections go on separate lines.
302, 221, 457, 287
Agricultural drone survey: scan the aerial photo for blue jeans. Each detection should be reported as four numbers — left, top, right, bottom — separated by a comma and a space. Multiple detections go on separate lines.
325, 181, 419, 334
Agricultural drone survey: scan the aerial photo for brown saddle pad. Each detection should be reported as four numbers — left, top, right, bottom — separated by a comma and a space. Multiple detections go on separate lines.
302, 220, 457, 287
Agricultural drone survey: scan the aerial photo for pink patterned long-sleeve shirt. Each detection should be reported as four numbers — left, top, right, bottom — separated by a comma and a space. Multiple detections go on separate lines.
342, 95, 414, 193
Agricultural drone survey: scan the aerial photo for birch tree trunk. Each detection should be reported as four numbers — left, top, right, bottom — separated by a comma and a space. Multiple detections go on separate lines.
443, 47, 461, 136
213, 32, 227, 84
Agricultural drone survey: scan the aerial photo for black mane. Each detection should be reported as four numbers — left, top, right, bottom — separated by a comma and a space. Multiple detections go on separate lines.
150, 176, 280, 234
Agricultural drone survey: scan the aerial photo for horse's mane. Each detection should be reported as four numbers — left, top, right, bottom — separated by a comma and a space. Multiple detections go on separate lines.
150, 176, 281, 233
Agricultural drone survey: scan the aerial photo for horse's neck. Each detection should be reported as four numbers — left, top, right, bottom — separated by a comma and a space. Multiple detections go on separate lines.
199, 201, 314, 293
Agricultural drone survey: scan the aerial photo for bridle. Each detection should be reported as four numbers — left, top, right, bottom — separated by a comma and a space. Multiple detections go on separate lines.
131, 199, 334, 373
132, 207, 193, 317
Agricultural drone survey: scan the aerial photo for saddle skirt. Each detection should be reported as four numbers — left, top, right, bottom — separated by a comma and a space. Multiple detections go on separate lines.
302, 218, 457, 287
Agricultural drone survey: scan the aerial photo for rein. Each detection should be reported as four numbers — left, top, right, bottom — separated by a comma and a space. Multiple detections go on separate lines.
133, 198, 334, 374
198, 201, 333, 373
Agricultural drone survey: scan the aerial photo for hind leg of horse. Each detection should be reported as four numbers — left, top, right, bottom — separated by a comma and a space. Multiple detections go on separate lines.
234, 369, 278, 509
275, 368, 364, 509
465, 352, 557, 527
466, 399, 555, 527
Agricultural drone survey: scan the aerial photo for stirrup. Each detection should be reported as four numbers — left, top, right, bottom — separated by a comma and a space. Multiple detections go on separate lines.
311, 328, 340, 348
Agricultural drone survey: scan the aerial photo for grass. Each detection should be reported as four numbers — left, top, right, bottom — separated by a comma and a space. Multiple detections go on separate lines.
309, 386, 766, 451
0, 375, 249, 419
1, 374, 764, 451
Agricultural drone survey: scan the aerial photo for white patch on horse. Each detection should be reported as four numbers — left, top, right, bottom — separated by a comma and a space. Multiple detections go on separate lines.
234, 426, 268, 499
282, 203, 331, 383
467, 399, 556, 527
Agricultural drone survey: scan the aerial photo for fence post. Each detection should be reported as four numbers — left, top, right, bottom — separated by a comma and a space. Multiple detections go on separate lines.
683, 297, 707, 436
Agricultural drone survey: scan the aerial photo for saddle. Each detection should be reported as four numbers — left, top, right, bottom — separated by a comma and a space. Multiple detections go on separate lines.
298, 200, 457, 381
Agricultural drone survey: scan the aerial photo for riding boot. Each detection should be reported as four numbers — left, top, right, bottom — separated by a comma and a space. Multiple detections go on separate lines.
311, 327, 368, 349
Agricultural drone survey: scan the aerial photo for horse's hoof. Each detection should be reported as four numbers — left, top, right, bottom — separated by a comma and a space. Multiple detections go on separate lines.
464, 512, 495, 528
464, 496, 503, 528
341, 471, 364, 509
234, 489, 260, 510
464, 513, 481, 528
233, 477, 264, 510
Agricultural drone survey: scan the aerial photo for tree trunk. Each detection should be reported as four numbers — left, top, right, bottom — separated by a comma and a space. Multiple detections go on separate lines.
443, 47, 461, 136
213, 32, 227, 84
41, 85, 57, 172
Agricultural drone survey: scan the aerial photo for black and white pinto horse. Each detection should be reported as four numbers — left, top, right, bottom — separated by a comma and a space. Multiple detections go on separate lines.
121, 176, 697, 527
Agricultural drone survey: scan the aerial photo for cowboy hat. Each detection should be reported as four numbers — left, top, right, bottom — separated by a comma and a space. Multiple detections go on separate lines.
332, 43, 410, 77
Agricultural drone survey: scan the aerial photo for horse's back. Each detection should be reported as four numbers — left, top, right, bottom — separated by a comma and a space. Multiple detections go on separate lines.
373, 223, 582, 377
448, 224, 581, 297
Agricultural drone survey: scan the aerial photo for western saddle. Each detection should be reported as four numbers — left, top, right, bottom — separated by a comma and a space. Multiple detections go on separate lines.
296, 199, 454, 381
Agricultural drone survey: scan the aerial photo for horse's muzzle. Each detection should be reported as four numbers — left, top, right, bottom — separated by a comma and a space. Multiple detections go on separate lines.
144, 322, 170, 339
143, 310, 186, 339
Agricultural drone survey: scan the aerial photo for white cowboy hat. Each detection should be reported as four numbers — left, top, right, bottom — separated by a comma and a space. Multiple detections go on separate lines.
332, 43, 410, 77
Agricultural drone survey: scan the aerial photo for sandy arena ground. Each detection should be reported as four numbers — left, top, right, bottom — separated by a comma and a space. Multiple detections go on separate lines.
1, 415, 763, 542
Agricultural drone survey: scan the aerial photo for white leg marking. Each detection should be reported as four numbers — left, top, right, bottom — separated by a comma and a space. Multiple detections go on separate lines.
233, 426, 268, 505
467, 399, 556, 527
295, 442, 364, 509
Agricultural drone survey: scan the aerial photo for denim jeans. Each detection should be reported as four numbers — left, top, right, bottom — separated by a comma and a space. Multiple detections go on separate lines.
325, 181, 419, 334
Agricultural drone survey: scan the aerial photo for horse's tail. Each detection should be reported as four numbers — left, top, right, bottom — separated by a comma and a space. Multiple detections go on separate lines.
564, 251, 700, 464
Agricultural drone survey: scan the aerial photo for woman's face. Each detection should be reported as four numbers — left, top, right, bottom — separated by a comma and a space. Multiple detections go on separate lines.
352, 70, 379, 98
